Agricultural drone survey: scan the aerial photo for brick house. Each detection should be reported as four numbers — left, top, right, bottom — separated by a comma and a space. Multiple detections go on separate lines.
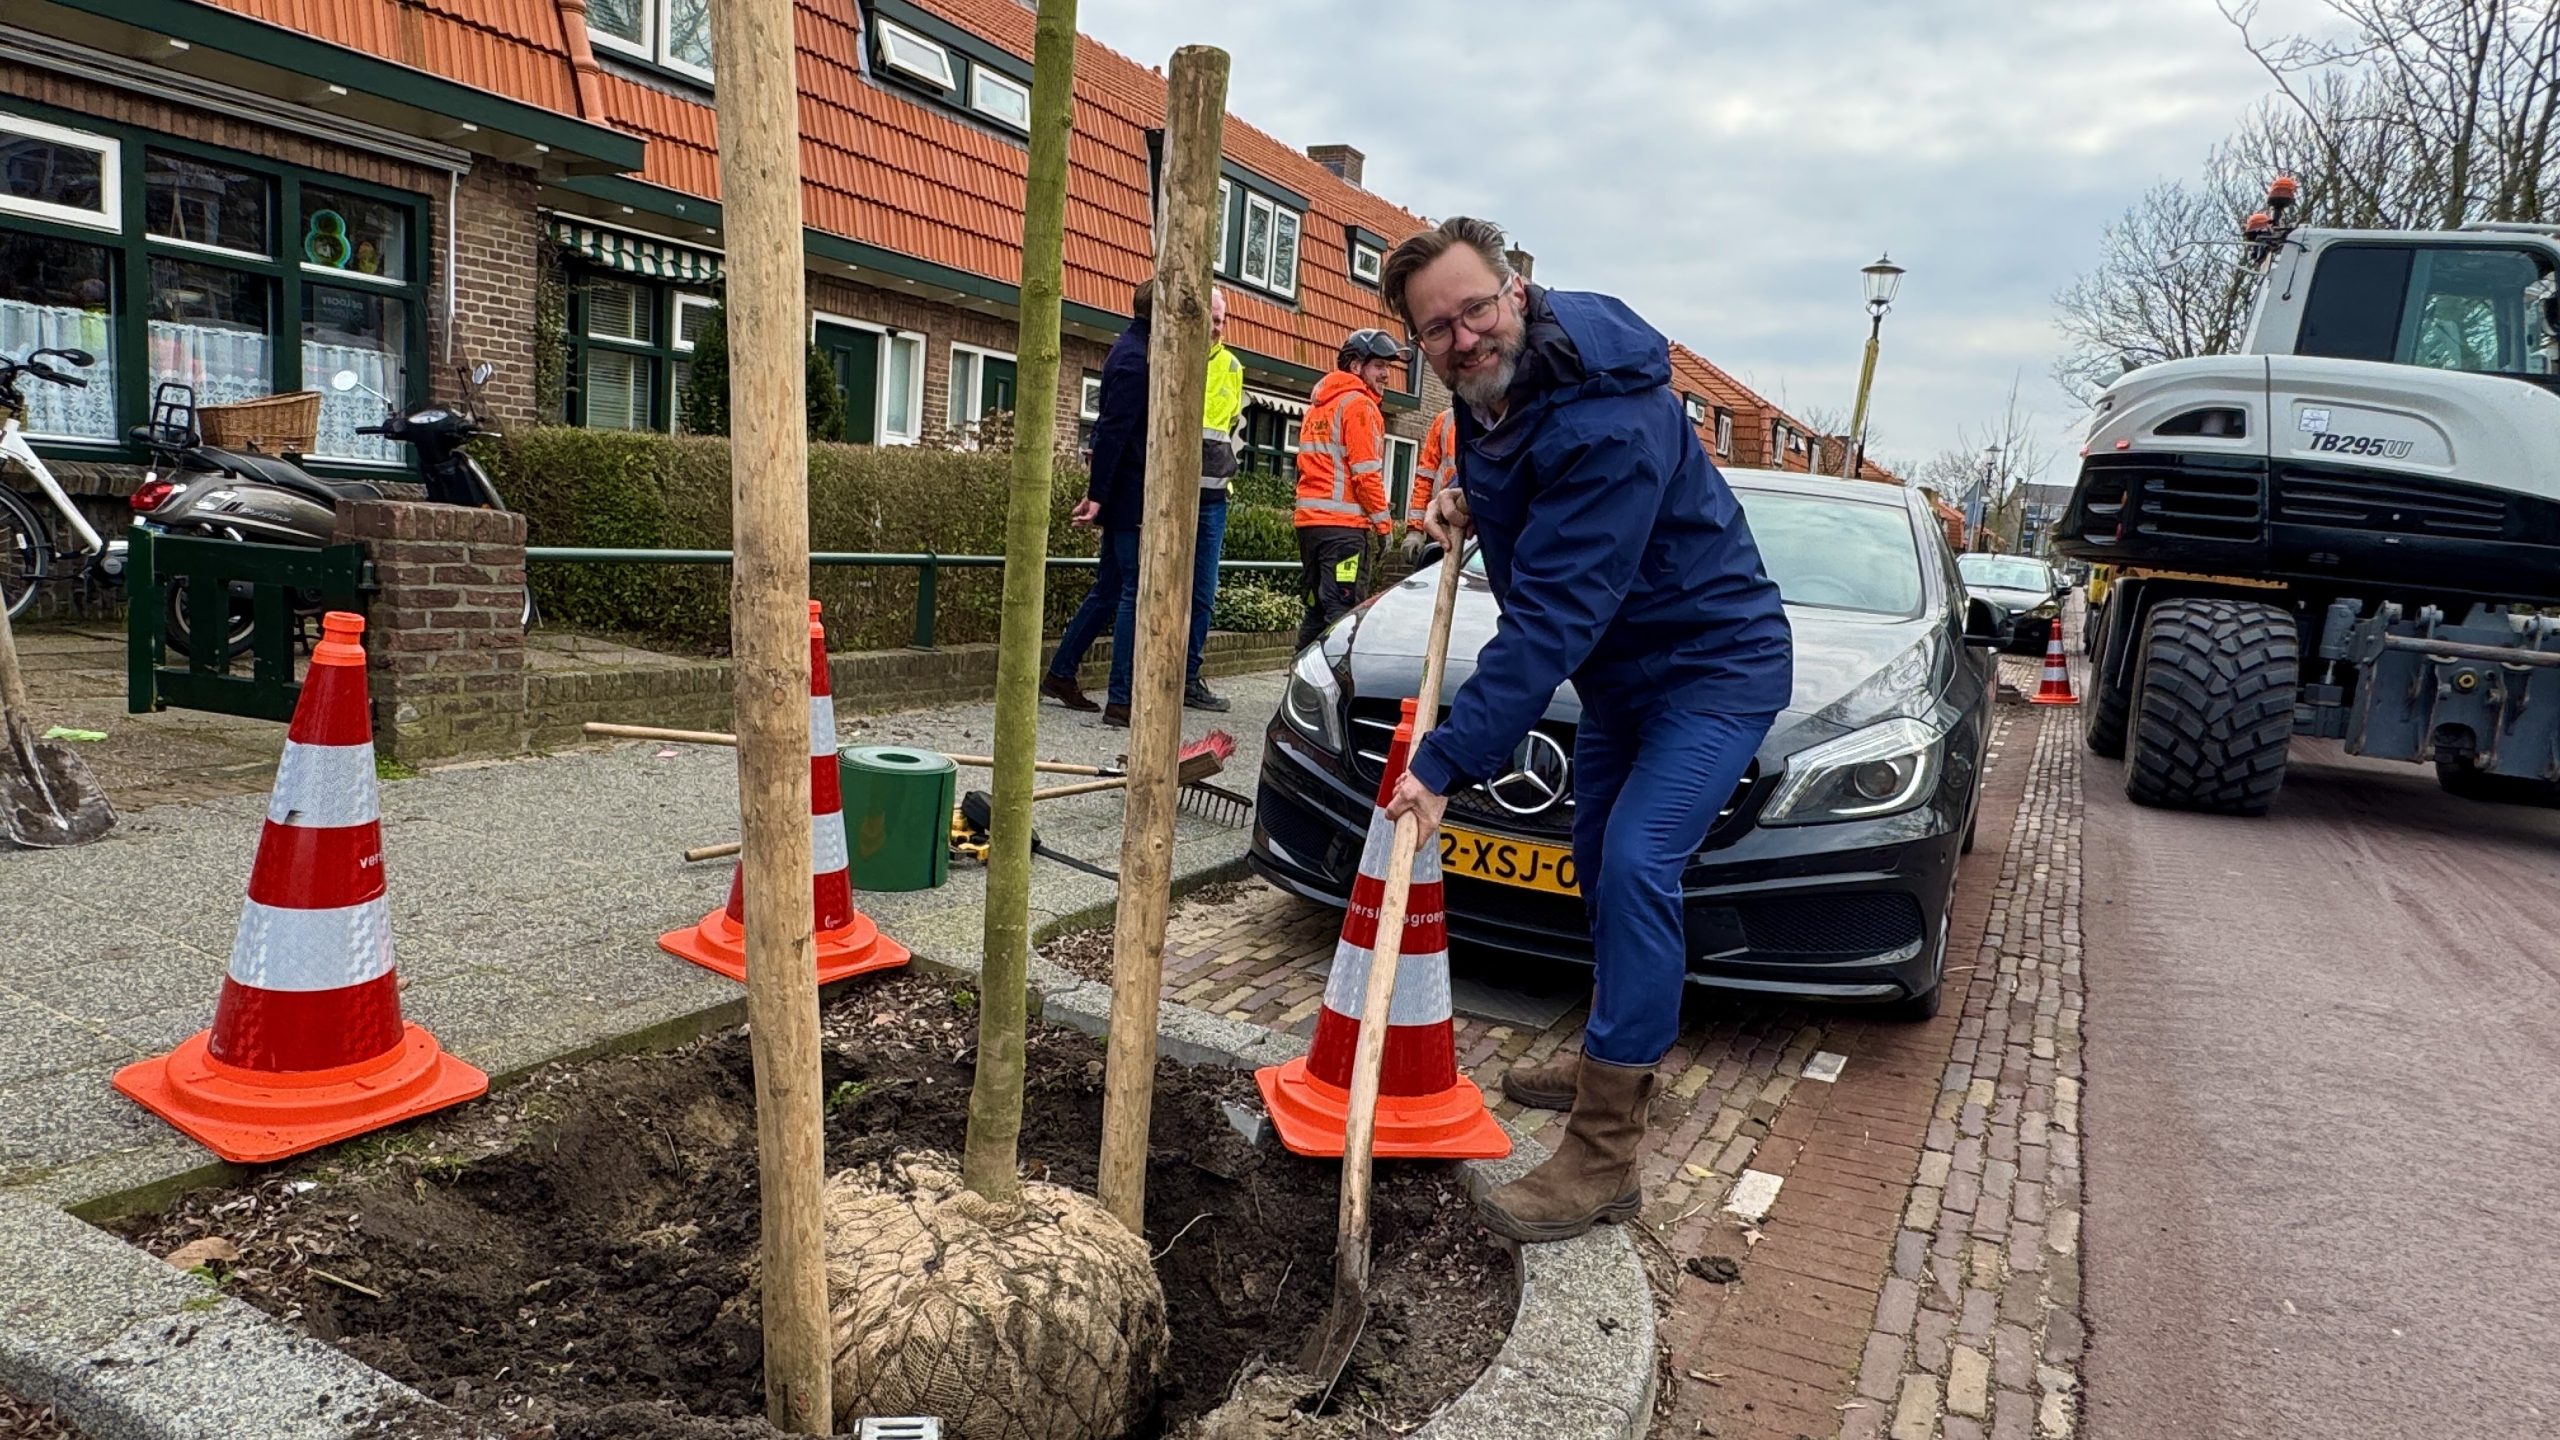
0, 0, 1875, 523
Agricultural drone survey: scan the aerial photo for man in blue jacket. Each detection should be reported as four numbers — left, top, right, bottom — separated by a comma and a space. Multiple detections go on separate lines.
1042, 280, 1151, 726
1381, 218, 1794, 1243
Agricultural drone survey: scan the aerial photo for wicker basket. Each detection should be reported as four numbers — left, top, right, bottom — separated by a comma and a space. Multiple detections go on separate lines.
198, 390, 321, 454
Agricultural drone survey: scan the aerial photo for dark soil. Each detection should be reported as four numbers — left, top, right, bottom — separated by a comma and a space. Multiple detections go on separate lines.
116, 974, 1509, 1440
0, 1388, 84, 1440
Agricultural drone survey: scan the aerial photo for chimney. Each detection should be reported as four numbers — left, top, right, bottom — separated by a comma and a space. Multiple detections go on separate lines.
1504, 247, 1534, 282
1308, 143, 1364, 186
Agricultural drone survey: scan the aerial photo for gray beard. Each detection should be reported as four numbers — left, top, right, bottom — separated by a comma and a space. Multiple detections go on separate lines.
1449, 350, 1517, 412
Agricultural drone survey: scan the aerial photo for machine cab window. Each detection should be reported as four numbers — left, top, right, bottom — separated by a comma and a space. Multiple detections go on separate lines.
2298, 243, 2559, 376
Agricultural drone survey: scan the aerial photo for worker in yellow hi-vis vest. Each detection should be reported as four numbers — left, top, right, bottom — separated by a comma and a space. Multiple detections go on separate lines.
1187, 287, 1245, 711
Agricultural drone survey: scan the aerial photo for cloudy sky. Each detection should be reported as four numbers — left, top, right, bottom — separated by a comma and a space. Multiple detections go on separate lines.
1077, 0, 2341, 487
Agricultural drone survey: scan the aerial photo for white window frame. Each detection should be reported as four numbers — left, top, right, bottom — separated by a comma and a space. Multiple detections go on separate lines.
811, 313, 926, 446
970, 68, 1031, 130
1239, 191, 1275, 289
0, 111, 122, 233
586, 0, 711, 82
881, 331, 923, 445
1350, 240, 1382, 287
1385, 434, 1418, 517
1079, 373, 1102, 422
1269, 206, 1300, 298
1213, 180, 1233, 276
948, 341, 1017, 429
659, 0, 714, 83
1683, 394, 1707, 426
586, 0, 651, 61
1714, 408, 1734, 456
671, 292, 717, 353
878, 20, 956, 88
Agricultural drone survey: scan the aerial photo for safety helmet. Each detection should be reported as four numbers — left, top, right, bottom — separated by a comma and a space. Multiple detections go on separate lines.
1338, 328, 1405, 369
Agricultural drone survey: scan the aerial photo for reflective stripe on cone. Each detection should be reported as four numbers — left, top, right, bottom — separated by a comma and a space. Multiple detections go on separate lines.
113, 610, 485, 1163
1255, 697, 1509, 1160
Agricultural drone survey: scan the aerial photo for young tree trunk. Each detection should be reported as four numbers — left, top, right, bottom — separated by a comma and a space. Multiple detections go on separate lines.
706, 0, 829, 1429
961, 0, 1081, 1206
1096, 46, 1228, 1235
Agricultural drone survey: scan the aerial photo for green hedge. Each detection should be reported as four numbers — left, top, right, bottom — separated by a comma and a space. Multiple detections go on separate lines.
488, 427, 1303, 651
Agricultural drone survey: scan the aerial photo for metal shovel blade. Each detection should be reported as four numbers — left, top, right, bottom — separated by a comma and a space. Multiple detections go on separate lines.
2, 734, 117, 848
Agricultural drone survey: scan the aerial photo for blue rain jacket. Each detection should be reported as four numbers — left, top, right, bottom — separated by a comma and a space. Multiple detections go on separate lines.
1409, 287, 1793, 795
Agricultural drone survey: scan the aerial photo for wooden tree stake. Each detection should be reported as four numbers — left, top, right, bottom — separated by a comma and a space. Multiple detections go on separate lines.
707, 0, 830, 1428
962, 0, 1081, 1204
1097, 44, 1229, 1234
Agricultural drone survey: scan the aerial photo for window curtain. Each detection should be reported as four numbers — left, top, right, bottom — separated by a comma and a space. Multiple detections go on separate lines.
0, 298, 118, 440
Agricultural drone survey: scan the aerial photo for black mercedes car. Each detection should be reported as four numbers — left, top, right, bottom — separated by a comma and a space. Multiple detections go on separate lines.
1249, 470, 2002, 1018
1956, 552, 2066, 653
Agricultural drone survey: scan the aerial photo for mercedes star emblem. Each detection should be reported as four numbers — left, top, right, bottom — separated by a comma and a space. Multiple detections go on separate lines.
1487, 730, 1571, 816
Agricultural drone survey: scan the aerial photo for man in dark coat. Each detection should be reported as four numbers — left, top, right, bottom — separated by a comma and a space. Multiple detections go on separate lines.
1042, 281, 1152, 725
1382, 218, 1794, 1243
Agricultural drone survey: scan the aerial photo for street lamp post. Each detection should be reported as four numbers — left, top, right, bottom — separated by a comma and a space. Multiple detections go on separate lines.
1841, 253, 1904, 478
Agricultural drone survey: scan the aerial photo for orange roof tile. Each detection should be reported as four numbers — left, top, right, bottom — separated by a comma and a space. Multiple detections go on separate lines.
207, 0, 583, 115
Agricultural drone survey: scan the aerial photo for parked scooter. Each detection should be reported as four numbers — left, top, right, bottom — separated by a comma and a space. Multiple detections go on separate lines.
130, 363, 519, 656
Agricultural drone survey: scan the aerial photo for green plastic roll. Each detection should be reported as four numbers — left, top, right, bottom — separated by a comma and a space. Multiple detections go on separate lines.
838, 745, 956, 893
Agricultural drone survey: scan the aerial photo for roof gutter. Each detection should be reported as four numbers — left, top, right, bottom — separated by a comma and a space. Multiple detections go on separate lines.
37, 0, 644, 174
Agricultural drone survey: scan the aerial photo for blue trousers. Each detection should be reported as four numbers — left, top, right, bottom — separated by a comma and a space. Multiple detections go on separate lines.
1187, 491, 1229, 683
1570, 704, 1776, 1067
1047, 527, 1141, 706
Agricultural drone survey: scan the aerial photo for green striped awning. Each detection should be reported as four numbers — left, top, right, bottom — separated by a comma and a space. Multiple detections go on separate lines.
548, 218, 723, 284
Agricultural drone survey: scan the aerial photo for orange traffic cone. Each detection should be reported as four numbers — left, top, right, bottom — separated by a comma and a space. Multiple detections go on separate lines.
661, 601, 909, 984
1257, 699, 1510, 1160
2030, 628, 2080, 705
112, 613, 486, 1164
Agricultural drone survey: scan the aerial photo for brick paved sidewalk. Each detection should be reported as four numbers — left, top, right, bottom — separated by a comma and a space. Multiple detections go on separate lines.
1130, 651, 2093, 1440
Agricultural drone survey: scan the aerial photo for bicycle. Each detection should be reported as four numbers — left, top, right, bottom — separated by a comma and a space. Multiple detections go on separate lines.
0, 346, 124, 622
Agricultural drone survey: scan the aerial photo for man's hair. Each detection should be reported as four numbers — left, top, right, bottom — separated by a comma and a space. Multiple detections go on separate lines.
1130, 279, 1153, 322
1381, 217, 1512, 326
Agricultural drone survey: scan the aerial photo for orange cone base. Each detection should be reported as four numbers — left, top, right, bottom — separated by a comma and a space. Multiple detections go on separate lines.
2029, 692, 2080, 706
657, 906, 911, 985
1254, 1056, 1512, 1160
111, 1025, 488, 1165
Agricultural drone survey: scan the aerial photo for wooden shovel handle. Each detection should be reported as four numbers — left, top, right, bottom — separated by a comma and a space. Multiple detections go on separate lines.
1324, 548, 1470, 1351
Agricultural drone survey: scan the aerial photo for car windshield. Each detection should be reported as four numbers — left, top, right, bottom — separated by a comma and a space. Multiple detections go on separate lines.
1958, 554, 2051, 592
1458, 488, 1925, 616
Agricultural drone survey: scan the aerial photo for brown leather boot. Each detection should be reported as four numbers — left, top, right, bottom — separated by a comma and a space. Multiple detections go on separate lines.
1475, 1054, 1653, 1243
1501, 1049, 1581, 1110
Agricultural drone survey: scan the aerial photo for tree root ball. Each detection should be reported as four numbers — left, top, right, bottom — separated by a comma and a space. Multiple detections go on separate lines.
819, 1155, 1169, 1440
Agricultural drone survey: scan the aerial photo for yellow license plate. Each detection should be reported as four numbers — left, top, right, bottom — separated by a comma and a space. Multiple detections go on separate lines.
1439, 825, 1579, 895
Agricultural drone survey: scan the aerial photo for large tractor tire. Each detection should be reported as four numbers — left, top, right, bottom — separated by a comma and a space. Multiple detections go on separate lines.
2124, 597, 2297, 816
2082, 598, 2133, 759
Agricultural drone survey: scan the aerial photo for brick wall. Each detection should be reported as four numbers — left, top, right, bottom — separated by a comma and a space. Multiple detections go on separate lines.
334, 501, 529, 763
444, 165, 544, 430
0, 64, 543, 432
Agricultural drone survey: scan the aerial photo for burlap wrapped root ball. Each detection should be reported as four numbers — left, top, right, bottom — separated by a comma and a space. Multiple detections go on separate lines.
820, 1155, 1169, 1440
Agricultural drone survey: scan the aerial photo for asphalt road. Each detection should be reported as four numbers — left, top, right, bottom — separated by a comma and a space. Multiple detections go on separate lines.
2080, 738, 2560, 1438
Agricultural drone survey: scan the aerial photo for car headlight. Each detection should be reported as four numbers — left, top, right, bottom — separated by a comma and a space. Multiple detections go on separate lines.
1282, 645, 1345, 753
1762, 717, 1945, 826
2027, 600, 2061, 619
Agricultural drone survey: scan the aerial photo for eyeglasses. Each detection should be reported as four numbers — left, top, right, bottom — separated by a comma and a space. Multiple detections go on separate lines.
1412, 290, 1508, 356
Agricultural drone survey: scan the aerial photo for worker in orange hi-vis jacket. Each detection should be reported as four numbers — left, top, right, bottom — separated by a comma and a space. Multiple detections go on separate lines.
1401, 406, 1456, 562
1292, 328, 1400, 648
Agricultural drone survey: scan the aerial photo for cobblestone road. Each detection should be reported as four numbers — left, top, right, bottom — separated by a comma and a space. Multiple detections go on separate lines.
1127, 652, 2093, 1440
